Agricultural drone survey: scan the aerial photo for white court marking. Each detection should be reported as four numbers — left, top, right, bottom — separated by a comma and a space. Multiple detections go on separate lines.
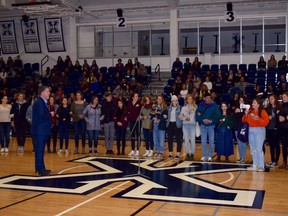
58, 165, 87, 174
54, 181, 130, 216
219, 172, 234, 185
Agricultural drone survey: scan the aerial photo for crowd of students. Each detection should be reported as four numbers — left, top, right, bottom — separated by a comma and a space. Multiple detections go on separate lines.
0, 54, 288, 173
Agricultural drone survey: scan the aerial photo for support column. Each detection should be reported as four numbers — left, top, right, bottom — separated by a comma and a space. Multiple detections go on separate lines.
170, 9, 178, 65
69, 17, 77, 61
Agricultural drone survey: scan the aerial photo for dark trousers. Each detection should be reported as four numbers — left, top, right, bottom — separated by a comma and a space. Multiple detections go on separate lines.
87, 130, 100, 149
266, 129, 280, 163
47, 125, 58, 151
130, 121, 140, 150
73, 119, 86, 148
116, 126, 126, 151
280, 129, 288, 163
0, 122, 11, 148
34, 134, 49, 173
59, 122, 70, 150
143, 128, 154, 150
167, 122, 182, 152
15, 124, 27, 147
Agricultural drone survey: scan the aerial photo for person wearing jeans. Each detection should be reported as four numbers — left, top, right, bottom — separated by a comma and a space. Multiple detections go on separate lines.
83, 96, 102, 155
151, 95, 168, 159
242, 98, 269, 172
101, 92, 117, 154
196, 92, 221, 162
180, 94, 197, 161
70, 91, 87, 154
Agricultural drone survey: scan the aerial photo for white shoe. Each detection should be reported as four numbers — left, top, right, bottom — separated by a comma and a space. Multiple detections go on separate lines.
200, 157, 206, 162
143, 150, 149, 157
208, 157, 212, 162
128, 150, 135, 156
135, 150, 139, 156
148, 150, 153, 157
157, 153, 162, 159
4, 147, 8, 153
0, 148, 4, 153
58, 149, 62, 154
257, 167, 265, 172
247, 165, 258, 172
153, 153, 158, 158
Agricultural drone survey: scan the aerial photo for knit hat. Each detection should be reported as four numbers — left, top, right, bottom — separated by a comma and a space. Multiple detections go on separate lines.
171, 95, 178, 101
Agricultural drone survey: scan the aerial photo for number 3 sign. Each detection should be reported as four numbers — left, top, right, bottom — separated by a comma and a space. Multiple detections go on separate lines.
225, 11, 236, 23
117, 17, 126, 28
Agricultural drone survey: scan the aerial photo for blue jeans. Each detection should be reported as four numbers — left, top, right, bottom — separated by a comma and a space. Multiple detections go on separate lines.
59, 122, 70, 150
104, 122, 115, 149
73, 119, 86, 148
0, 122, 11, 148
200, 124, 215, 158
87, 130, 100, 149
235, 131, 247, 159
143, 128, 154, 150
248, 127, 265, 168
153, 122, 165, 153
183, 123, 196, 155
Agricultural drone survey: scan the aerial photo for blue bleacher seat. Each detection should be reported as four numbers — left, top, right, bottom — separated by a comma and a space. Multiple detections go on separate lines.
201, 64, 210, 72
168, 78, 175, 86
32, 63, 40, 73
248, 64, 257, 71
229, 64, 237, 72
164, 85, 171, 94
220, 64, 228, 72
239, 64, 247, 72
211, 64, 219, 72
100, 67, 107, 73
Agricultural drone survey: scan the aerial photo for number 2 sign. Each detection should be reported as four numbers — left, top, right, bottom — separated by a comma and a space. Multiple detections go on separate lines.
117, 17, 126, 28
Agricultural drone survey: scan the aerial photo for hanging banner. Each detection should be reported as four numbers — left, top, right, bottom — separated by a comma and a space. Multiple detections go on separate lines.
0, 20, 19, 54
44, 17, 66, 52
21, 19, 41, 53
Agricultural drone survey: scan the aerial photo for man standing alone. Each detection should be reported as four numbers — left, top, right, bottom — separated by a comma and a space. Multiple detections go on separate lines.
32, 86, 52, 176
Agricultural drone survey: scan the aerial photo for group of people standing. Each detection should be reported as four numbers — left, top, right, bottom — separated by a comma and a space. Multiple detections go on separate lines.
1, 87, 288, 174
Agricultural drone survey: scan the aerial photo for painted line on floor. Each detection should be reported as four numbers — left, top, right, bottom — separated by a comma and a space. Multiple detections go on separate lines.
131, 201, 153, 216
219, 172, 234, 185
55, 181, 130, 216
57, 165, 88, 174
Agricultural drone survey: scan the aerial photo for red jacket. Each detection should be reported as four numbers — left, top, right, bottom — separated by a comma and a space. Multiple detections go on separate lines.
127, 100, 142, 121
242, 109, 269, 127
113, 108, 128, 128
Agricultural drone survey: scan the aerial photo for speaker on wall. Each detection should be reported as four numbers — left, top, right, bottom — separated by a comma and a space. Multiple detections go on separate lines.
117, 8, 123, 17
226, 2, 233, 11
22, 14, 29, 23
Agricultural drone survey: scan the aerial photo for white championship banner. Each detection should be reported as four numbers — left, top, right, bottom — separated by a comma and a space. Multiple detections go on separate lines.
0, 20, 19, 54
21, 19, 41, 53
44, 17, 66, 52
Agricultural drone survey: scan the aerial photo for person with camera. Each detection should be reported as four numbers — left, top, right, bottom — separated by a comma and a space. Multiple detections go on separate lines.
151, 95, 168, 159
242, 98, 269, 172
233, 96, 248, 164
167, 95, 182, 159
196, 93, 221, 162
179, 94, 197, 161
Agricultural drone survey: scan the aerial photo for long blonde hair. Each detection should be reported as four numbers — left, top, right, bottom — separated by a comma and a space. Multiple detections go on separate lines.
185, 94, 197, 108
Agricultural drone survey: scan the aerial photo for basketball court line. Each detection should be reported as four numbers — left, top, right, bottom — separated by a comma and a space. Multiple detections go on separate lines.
131, 201, 153, 216
54, 181, 130, 216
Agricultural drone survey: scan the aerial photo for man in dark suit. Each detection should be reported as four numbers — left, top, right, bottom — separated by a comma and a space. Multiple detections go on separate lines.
32, 86, 52, 176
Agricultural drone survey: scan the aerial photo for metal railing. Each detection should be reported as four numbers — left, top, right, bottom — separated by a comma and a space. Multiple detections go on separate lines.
41, 55, 49, 75
155, 64, 160, 81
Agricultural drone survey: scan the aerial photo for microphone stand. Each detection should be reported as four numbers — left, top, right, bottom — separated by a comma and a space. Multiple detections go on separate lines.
125, 105, 149, 179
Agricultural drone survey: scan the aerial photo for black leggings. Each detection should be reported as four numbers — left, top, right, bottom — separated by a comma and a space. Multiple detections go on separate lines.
280, 129, 288, 163
266, 129, 280, 163
167, 122, 182, 153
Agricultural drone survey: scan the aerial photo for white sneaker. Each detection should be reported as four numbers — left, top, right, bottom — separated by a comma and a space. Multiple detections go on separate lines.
128, 150, 135, 156
65, 149, 69, 156
143, 150, 149, 157
158, 153, 162, 159
257, 167, 265, 172
153, 153, 158, 158
0, 148, 4, 153
200, 157, 206, 162
148, 150, 153, 157
4, 147, 8, 153
208, 157, 212, 162
247, 165, 258, 172
135, 150, 139, 156
58, 149, 62, 154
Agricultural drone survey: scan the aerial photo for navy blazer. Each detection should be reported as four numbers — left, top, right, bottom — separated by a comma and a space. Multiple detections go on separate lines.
31, 97, 52, 136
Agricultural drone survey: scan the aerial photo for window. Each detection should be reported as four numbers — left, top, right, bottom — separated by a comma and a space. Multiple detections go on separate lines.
179, 22, 198, 55
132, 24, 150, 56
242, 18, 263, 53
77, 26, 95, 58
199, 21, 219, 54
220, 19, 240, 53
151, 22, 170, 56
